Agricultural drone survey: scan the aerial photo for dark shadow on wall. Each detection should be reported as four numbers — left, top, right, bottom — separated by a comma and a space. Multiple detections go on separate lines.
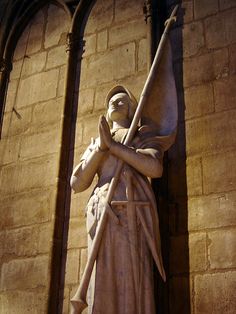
152, 1, 191, 314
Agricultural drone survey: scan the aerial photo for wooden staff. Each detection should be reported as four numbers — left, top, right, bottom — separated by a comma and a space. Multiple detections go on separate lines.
70, 5, 178, 313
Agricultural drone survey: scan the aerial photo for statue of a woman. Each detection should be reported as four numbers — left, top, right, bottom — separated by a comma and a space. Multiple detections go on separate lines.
70, 85, 172, 314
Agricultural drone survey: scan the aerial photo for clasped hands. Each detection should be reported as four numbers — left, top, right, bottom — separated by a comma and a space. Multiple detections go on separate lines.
98, 116, 113, 152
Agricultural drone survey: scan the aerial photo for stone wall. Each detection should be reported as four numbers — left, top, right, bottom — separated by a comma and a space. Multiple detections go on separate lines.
168, 0, 236, 313
0, 4, 70, 313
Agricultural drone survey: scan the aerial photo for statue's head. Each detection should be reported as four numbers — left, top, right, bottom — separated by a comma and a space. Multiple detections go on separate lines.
105, 85, 137, 126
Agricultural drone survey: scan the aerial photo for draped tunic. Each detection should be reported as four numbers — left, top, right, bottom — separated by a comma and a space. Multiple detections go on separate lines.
74, 126, 169, 314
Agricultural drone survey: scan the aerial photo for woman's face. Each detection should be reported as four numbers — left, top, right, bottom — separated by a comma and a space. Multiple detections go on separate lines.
107, 92, 130, 122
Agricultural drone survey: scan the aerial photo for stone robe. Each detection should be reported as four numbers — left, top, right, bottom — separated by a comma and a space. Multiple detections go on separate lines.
79, 126, 169, 314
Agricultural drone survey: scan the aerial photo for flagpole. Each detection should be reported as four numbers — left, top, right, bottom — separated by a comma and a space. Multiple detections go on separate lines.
70, 5, 178, 313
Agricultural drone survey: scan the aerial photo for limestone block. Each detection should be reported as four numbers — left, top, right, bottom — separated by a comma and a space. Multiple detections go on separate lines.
46, 45, 67, 69
74, 124, 83, 149
208, 229, 236, 269
195, 272, 236, 314
186, 110, 236, 156
97, 30, 108, 52
138, 38, 147, 71
44, 5, 70, 48
11, 59, 24, 80
4, 80, 18, 113
229, 43, 236, 75
79, 248, 88, 280
78, 89, 94, 115
169, 276, 193, 314
80, 43, 135, 88
0, 136, 20, 165
26, 10, 44, 55
85, 0, 113, 34
182, 1, 193, 24
220, 0, 236, 10
57, 65, 67, 97
182, 22, 205, 58
109, 20, 146, 48
19, 127, 60, 160
82, 115, 100, 145
62, 287, 70, 314
1, 107, 32, 138
188, 192, 236, 231
205, 9, 236, 49
0, 256, 49, 290
184, 83, 214, 119
114, 0, 144, 22
4, 223, 51, 257
22, 51, 47, 77
13, 26, 30, 61
67, 218, 87, 249
0, 291, 46, 314
0, 155, 58, 195
194, 0, 218, 19
32, 97, 63, 130
16, 69, 59, 108
183, 48, 229, 87
202, 151, 236, 194
83, 35, 96, 57
65, 249, 80, 284
186, 157, 203, 196
0, 189, 54, 229
214, 75, 236, 111
170, 233, 207, 274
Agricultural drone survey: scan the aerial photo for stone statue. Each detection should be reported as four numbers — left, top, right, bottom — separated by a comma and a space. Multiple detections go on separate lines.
70, 6, 178, 314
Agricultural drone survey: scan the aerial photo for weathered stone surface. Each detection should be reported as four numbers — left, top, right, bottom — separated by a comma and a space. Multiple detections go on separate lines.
3, 223, 51, 257
46, 45, 67, 69
0, 155, 58, 195
0, 136, 20, 165
195, 272, 236, 314
21, 51, 47, 77
194, 0, 218, 19
186, 157, 203, 196
16, 69, 59, 108
109, 20, 146, 47
220, 0, 236, 10
78, 89, 94, 115
85, 0, 113, 34
205, 9, 236, 49
138, 38, 147, 71
0, 256, 49, 290
79, 248, 88, 280
80, 43, 135, 88
65, 249, 80, 284
0, 291, 46, 314
83, 35, 96, 57
188, 191, 236, 231
202, 151, 236, 194
186, 110, 236, 156
182, 1, 193, 23
82, 115, 100, 145
170, 233, 207, 274
32, 97, 63, 130
184, 83, 214, 119
1, 107, 32, 138
26, 10, 44, 55
114, 0, 144, 22
0, 189, 54, 229
229, 43, 236, 75
4, 80, 19, 112
57, 65, 67, 97
67, 218, 87, 249
208, 229, 236, 269
19, 127, 60, 160
74, 123, 84, 148
11, 60, 23, 80
182, 22, 205, 58
214, 75, 236, 111
183, 48, 229, 87
97, 30, 108, 52
13, 26, 30, 61
44, 5, 70, 48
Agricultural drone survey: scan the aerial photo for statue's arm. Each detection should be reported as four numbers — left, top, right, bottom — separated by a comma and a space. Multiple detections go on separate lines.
110, 142, 163, 178
70, 145, 105, 193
